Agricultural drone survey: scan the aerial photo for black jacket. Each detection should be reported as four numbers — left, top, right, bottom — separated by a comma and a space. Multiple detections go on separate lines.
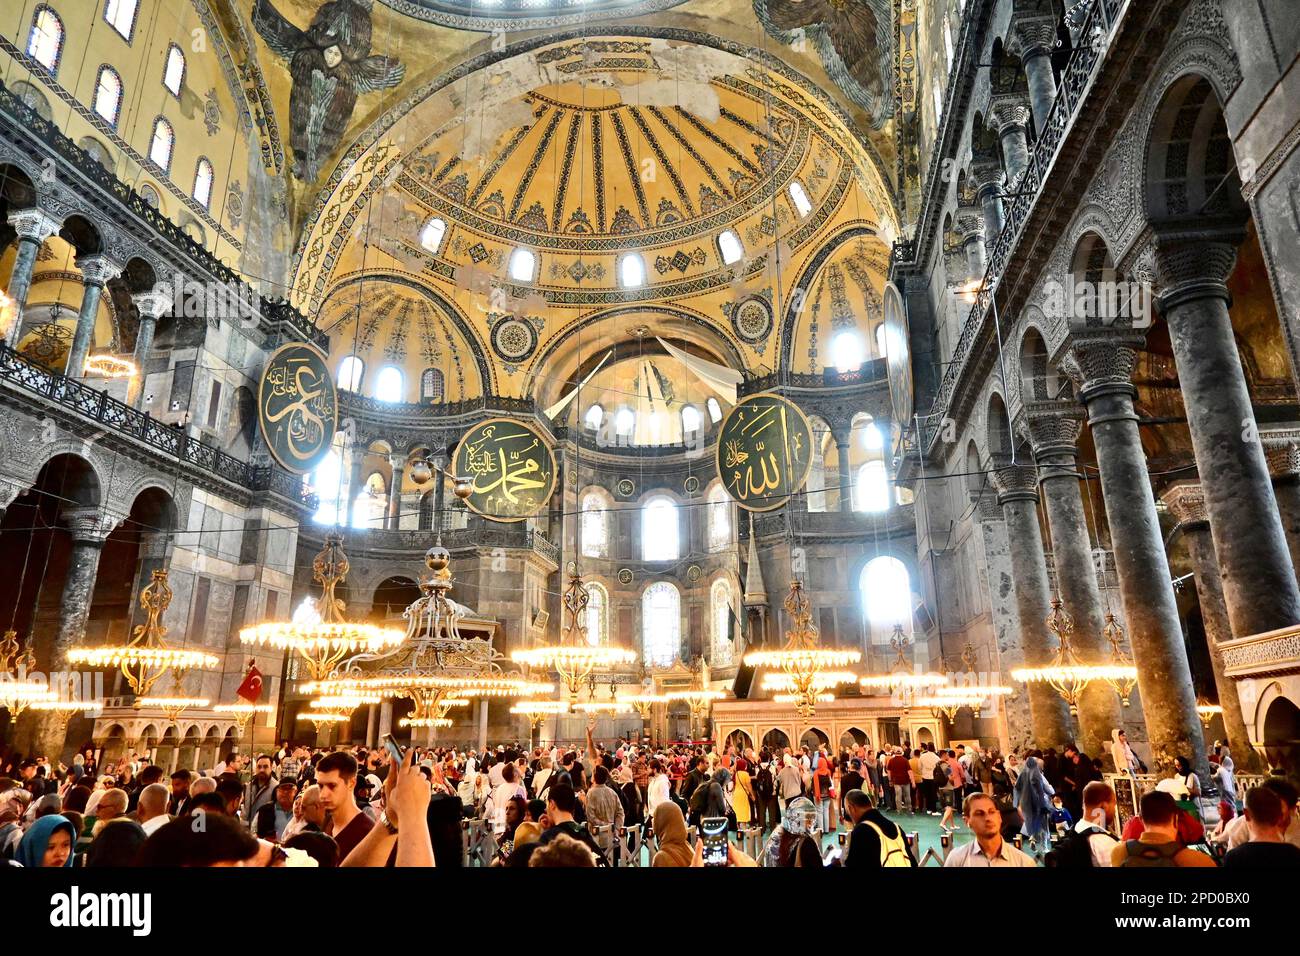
845, 809, 916, 868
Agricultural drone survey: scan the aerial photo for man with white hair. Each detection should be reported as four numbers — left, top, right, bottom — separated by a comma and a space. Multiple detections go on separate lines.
776, 754, 803, 816
95, 788, 130, 825
136, 783, 171, 836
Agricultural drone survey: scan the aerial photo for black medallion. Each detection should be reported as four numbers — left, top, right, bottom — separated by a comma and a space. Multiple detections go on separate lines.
257, 342, 338, 475
452, 417, 557, 522
715, 392, 813, 512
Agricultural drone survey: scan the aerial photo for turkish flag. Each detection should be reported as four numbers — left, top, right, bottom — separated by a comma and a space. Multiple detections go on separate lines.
236, 660, 264, 703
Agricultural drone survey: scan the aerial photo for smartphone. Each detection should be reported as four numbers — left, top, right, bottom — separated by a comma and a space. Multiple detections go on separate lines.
700, 816, 729, 867
381, 733, 404, 765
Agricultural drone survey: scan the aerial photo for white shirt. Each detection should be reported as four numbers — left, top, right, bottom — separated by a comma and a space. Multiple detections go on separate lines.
944, 838, 1037, 868
140, 814, 170, 837
488, 762, 506, 788
919, 750, 942, 777
1222, 811, 1300, 850
486, 782, 524, 834
1073, 819, 1118, 867
648, 774, 671, 814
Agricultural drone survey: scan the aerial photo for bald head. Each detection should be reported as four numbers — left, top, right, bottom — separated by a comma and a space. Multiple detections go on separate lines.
137, 783, 169, 821
97, 788, 129, 821
190, 777, 216, 796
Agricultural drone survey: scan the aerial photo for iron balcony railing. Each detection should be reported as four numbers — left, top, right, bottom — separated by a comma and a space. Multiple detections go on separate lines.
925, 0, 1125, 450
0, 344, 315, 508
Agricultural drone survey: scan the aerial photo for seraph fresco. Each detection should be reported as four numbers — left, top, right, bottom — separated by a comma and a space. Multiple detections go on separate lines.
753, 0, 896, 129
253, 0, 406, 181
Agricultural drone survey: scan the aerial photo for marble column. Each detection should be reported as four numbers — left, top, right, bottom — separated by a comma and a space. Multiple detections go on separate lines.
971, 160, 1005, 250
345, 451, 365, 529
1008, 14, 1060, 131
378, 699, 393, 739
36, 508, 112, 760
834, 433, 852, 513
387, 453, 406, 530
1153, 223, 1300, 641
1162, 483, 1260, 772
956, 211, 986, 281
366, 704, 378, 747
128, 288, 170, 408
3, 209, 61, 347
478, 698, 489, 751
988, 97, 1032, 187
1024, 402, 1123, 758
1264, 442, 1300, 579
991, 461, 1073, 749
65, 255, 123, 380
1061, 335, 1206, 775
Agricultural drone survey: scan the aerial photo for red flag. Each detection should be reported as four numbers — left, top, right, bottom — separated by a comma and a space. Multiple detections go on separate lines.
236, 660, 263, 703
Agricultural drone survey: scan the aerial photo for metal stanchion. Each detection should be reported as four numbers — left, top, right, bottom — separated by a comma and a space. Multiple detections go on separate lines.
460, 820, 472, 867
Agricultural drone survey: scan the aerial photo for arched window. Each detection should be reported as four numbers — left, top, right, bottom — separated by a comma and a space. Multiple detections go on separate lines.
27, 7, 64, 74
163, 44, 186, 96
831, 330, 865, 373
681, 404, 701, 437
711, 578, 735, 667
619, 253, 646, 288
861, 422, 884, 451
706, 397, 723, 423
580, 493, 606, 558
310, 447, 345, 525
717, 229, 744, 265
420, 368, 444, 402
642, 582, 681, 668
375, 366, 404, 403
642, 496, 679, 561
855, 460, 890, 512
420, 217, 446, 253
352, 472, 387, 528
508, 247, 536, 282
138, 183, 162, 210
788, 180, 813, 217
192, 158, 214, 209
104, 0, 139, 40
583, 404, 604, 430
614, 407, 635, 438
707, 483, 731, 553
149, 117, 175, 173
93, 65, 123, 127
338, 355, 364, 392
584, 582, 608, 647
860, 556, 913, 640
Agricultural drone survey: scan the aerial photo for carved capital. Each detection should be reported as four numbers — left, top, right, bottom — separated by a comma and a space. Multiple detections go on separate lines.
1059, 333, 1145, 403
1262, 439, 1300, 479
1161, 481, 1208, 527
954, 212, 985, 241
970, 158, 1005, 194
131, 288, 172, 320
991, 462, 1039, 504
1007, 13, 1059, 60
74, 255, 124, 289
988, 95, 1032, 135
1022, 400, 1084, 460
6, 207, 62, 243
61, 507, 112, 545
1150, 218, 1246, 311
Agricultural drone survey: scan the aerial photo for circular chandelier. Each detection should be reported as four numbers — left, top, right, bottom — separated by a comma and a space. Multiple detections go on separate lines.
744, 580, 859, 718
240, 535, 405, 681
83, 354, 136, 378
512, 573, 636, 704
1196, 700, 1223, 727
511, 699, 570, 729
1102, 612, 1139, 707
625, 693, 667, 721
773, 692, 835, 706
1011, 598, 1136, 715
214, 702, 274, 735
0, 629, 55, 718
69, 570, 218, 704
859, 628, 949, 692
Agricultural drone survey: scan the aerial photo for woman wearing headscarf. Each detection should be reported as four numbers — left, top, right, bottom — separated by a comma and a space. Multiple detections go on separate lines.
732, 759, 754, 833
15, 814, 76, 868
761, 797, 822, 867
703, 768, 731, 821
1014, 755, 1055, 853
651, 801, 694, 867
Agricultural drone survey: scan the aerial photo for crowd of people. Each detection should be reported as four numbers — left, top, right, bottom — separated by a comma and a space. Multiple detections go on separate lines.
1, 725, 1296, 868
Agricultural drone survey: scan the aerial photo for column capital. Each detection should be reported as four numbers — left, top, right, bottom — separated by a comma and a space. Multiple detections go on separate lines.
388, 452, 408, 471
1007, 11, 1059, 60
1262, 438, 1300, 480
970, 157, 1005, 194
971, 487, 1005, 522
1022, 400, 1085, 461
61, 507, 113, 545
74, 255, 124, 289
1150, 217, 1247, 311
987, 94, 1032, 135
1059, 333, 1145, 406
6, 207, 62, 243
991, 461, 1040, 505
131, 287, 172, 319
954, 211, 985, 242
1161, 481, 1209, 528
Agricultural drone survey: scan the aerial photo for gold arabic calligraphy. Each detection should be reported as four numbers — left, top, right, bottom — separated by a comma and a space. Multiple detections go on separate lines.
455, 419, 556, 521
717, 396, 811, 511
260, 348, 336, 471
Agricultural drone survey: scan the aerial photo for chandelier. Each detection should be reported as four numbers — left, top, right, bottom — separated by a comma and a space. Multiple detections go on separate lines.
240, 535, 405, 681
625, 693, 667, 721
1101, 613, 1139, 707
744, 580, 858, 718
511, 699, 570, 730
27, 697, 102, 734
1011, 598, 1134, 715
773, 692, 835, 706
69, 570, 218, 704
213, 702, 274, 736
1196, 700, 1223, 728
512, 573, 636, 704
0, 629, 54, 718
859, 628, 948, 693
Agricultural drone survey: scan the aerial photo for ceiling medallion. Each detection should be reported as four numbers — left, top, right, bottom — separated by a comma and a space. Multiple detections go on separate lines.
686, 565, 702, 583
490, 316, 539, 363
617, 568, 634, 586
729, 295, 774, 345
616, 478, 635, 497
683, 475, 700, 495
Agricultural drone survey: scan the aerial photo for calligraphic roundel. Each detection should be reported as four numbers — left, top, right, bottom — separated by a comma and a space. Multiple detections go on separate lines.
257, 342, 338, 475
715, 393, 814, 512
452, 417, 557, 523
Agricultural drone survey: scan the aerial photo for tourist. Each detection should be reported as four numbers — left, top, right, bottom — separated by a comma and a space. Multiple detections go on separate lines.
316, 751, 373, 863
1014, 755, 1055, 854
136, 783, 171, 837
1112, 791, 1215, 867
918, 744, 941, 813
761, 796, 821, 867
1074, 780, 1119, 867
256, 779, 299, 841
167, 769, 193, 816
14, 814, 76, 868
1223, 785, 1300, 867
886, 747, 912, 814
944, 793, 1036, 867
85, 818, 147, 867
842, 789, 914, 868
650, 801, 693, 867
776, 753, 803, 816
584, 765, 624, 864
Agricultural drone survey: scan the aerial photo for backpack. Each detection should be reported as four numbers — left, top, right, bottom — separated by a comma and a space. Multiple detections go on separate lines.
1119, 839, 1182, 868
754, 765, 775, 800
862, 820, 913, 867
1045, 826, 1104, 868
932, 760, 949, 784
